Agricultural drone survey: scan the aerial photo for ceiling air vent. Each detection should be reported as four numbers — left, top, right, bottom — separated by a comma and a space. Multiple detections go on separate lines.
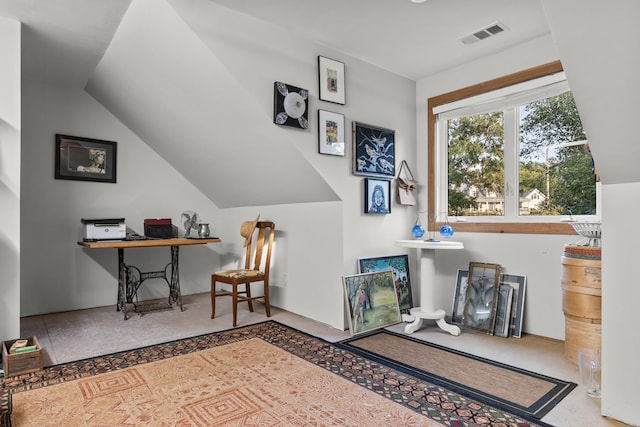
459, 22, 509, 45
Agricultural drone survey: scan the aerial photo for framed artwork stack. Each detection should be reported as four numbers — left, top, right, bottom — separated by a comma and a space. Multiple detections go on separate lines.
451, 265, 527, 338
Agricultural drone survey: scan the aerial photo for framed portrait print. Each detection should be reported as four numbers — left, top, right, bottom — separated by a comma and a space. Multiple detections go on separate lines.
364, 178, 391, 214
352, 121, 395, 178
342, 270, 401, 336
318, 110, 345, 156
318, 56, 345, 105
358, 254, 413, 314
55, 134, 117, 183
273, 81, 309, 129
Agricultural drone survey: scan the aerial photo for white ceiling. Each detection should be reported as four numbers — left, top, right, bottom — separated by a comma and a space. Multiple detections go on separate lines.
0, 0, 551, 84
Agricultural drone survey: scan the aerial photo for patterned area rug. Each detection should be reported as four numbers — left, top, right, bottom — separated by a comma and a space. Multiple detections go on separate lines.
339, 329, 576, 423
2, 321, 557, 426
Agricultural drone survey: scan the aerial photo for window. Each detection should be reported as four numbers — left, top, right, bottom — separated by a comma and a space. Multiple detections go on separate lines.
427, 61, 600, 234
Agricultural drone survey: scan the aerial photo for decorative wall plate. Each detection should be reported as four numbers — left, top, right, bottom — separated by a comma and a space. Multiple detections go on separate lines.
274, 82, 309, 129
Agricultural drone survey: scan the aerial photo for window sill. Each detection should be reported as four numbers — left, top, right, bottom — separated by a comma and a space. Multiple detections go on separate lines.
431, 221, 577, 235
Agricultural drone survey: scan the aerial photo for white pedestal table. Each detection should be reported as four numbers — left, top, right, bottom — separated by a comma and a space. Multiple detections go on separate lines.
395, 239, 464, 335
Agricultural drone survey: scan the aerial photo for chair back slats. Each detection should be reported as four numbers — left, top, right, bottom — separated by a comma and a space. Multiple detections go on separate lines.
243, 221, 275, 273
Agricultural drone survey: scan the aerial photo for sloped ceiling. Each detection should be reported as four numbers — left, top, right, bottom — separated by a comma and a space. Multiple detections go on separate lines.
541, 0, 640, 186
85, 0, 338, 208
3, 0, 637, 200
0, 0, 131, 87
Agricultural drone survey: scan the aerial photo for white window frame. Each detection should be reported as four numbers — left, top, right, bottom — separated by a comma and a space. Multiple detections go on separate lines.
426, 61, 599, 235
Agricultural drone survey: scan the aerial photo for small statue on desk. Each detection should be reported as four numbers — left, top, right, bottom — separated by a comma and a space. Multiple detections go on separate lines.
181, 211, 201, 238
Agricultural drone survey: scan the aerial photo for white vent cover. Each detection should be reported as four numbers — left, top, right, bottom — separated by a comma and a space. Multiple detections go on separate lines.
459, 22, 509, 45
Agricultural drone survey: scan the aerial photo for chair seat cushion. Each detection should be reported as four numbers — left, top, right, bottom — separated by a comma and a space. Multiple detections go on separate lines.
214, 269, 263, 279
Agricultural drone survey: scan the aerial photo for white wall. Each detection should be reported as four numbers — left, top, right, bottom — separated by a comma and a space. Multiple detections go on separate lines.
15, 1, 417, 333
416, 34, 571, 339
601, 183, 640, 424
20, 79, 221, 315
0, 16, 20, 342
541, 3, 640, 424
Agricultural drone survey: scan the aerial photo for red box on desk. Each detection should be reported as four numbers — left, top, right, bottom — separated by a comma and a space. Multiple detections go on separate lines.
2, 337, 43, 377
144, 218, 175, 239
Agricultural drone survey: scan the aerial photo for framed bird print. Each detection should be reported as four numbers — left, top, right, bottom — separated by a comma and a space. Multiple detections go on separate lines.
352, 122, 395, 178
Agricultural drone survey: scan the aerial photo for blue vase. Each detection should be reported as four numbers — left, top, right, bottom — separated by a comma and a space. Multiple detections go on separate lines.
440, 224, 454, 238
412, 224, 425, 238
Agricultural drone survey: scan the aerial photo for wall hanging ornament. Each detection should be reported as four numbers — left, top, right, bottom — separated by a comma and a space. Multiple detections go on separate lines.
440, 220, 454, 238
412, 216, 425, 238
273, 82, 309, 129
396, 160, 417, 206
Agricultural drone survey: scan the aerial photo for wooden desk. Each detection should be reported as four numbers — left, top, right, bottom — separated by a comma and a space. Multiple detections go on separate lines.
78, 238, 221, 319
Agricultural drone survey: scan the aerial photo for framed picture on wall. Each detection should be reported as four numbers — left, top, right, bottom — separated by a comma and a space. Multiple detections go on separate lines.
273, 81, 309, 129
364, 178, 391, 214
358, 254, 413, 314
352, 121, 395, 178
55, 134, 117, 183
318, 110, 345, 156
318, 56, 345, 105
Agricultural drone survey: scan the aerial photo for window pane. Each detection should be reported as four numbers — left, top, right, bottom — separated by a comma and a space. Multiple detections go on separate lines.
447, 112, 505, 217
519, 92, 596, 216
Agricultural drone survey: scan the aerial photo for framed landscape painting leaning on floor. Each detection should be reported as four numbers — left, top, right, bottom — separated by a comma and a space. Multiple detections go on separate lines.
342, 270, 401, 336
358, 254, 413, 315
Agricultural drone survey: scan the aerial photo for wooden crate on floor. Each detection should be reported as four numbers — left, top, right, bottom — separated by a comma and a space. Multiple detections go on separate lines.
2, 336, 43, 377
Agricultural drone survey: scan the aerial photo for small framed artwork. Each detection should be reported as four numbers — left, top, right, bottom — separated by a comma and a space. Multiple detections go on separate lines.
463, 262, 501, 333
358, 254, 413, 314
318, 110, 345, 156
501, 274, 527, 338
55, 134, 117, 183
273, 81, 309, 129
451, 269, 469, 325
342, 270, 402, 336
364, 178, 391, 214
318, 56, 345, 105
493, 284, 514, 338
352, 121, 395, 178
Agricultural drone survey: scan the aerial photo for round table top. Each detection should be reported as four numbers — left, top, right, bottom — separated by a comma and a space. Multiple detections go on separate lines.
395, 239, 464, 250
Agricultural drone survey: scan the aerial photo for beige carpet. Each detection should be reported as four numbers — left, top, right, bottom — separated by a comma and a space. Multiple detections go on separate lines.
11, 338, 441, 426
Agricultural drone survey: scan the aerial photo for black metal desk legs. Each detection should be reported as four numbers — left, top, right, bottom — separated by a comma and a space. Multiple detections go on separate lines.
116, 245, 184, 320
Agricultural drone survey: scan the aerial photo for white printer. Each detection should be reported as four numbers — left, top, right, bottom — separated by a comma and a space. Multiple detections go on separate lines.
81, 218, 126, 241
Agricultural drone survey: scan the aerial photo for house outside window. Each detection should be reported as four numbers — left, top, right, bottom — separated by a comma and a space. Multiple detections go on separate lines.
427, 61, 600, 234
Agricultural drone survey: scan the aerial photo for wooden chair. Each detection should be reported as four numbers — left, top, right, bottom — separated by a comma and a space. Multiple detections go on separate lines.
211, 221, 275, 326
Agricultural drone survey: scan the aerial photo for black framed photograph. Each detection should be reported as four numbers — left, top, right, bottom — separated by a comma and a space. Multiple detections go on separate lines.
364, 178, 391, 214
451, 269, 469, 325
55, 134, 117, 183
273, 81, 309, 129
463, 262, 502, 334
358, 254, 413, 314
501, 274, 527, 338
342, 270, 402, 336
352, 121, 395, 178
318, 56, 345, 105
318, 110, 345, 156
